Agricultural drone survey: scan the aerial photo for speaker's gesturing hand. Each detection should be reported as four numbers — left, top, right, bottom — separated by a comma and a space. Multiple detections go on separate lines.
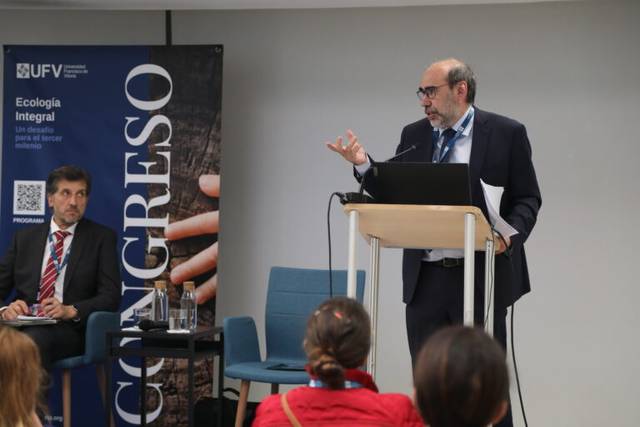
326, 129, 368, 166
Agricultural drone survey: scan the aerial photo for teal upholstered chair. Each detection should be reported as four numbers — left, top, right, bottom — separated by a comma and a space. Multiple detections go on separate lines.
224, 267, 365, 427
52, 311, 119, 427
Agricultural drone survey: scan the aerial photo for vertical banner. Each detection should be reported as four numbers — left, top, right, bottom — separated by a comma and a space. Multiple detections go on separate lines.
1, 45, 222, 426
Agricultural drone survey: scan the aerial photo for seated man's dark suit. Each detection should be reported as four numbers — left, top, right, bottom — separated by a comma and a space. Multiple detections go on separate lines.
361, 107, 541, 357
0, 217, 121, 370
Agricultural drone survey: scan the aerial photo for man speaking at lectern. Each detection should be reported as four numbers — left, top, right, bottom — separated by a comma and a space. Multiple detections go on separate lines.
327, 58, 541, 362
0, 165, 121, 371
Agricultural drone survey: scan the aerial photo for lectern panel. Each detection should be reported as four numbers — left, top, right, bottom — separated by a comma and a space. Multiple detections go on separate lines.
344, 204, 492, 250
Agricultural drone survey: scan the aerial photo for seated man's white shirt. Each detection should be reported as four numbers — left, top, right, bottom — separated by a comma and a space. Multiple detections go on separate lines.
40, 218, 77, 302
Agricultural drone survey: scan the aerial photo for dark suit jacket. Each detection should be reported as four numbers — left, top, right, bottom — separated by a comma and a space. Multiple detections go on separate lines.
0, 217, 121, 326
362, 107, 541, 309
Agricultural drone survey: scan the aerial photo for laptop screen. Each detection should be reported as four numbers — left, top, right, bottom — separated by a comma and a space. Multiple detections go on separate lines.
366, 162, 471, 205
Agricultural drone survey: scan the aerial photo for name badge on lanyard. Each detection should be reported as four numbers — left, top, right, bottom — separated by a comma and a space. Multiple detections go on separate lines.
431, 110, 474, 163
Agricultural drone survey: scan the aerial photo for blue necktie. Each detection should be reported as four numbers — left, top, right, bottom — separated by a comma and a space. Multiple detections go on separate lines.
436, 128, 457, 163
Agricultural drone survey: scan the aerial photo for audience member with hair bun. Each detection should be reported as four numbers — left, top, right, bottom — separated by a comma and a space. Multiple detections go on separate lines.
253, 297, 423, 426
413, 326, 509, 427
0, 327, 45, 427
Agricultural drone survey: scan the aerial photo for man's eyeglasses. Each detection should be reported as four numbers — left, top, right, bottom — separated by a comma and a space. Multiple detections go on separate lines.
416, 83, 449, 101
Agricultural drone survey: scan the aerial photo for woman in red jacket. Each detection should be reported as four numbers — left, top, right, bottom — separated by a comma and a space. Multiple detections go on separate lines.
253, 297, 423, 427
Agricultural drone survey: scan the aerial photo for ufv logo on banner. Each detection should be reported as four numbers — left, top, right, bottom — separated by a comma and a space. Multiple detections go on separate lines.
16, 63, 63, 79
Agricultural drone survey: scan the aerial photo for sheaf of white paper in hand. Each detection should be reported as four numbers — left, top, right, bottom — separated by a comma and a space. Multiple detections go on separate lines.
480, 179, 518, 238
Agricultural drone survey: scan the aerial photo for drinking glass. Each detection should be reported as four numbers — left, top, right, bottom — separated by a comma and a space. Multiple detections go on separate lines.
168, 309, 188, 331
133, 307, 151, 326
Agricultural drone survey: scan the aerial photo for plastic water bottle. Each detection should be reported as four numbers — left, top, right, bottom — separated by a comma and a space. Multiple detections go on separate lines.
151, 280, 169, 322
181, 281, 197, 330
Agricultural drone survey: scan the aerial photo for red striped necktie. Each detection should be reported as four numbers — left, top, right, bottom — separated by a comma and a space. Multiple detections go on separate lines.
38, 230, 71, 308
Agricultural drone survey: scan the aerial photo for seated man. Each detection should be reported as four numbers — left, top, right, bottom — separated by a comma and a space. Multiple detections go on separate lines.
413, 326, 509, 427
0, 165, 121, 371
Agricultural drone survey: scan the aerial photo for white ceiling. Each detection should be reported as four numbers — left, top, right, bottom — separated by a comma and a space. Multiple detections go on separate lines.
0, 0, 591, 10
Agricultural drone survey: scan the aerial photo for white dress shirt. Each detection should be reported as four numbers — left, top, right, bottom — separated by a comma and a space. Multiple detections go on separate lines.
356, 106, 475, 261
40, 218, 78, 302
424, 106, 474, 261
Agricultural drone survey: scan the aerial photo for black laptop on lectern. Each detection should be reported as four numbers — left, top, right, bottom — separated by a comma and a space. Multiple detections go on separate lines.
367, 162, 471, 205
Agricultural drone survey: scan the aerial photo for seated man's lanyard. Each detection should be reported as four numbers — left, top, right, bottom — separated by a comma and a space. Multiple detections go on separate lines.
48, 232, 72, 274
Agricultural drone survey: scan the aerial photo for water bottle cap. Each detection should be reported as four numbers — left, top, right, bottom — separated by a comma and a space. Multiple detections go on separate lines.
154, 280, 167, 290
184, 281, 195, 291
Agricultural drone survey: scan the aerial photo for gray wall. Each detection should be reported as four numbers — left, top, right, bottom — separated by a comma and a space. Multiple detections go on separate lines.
1, 1, 639, 425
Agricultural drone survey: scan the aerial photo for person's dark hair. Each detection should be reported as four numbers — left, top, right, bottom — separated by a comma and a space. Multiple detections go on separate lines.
414, 326, 508, 427
46, 165, 92, 196
303, 297, 370, 390
447, 62, 476, 104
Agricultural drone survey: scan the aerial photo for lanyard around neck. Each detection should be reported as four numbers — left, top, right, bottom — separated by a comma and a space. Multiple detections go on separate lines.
431, 109, 474, 163
48, 232, 72, 274
308, 379, 363, 389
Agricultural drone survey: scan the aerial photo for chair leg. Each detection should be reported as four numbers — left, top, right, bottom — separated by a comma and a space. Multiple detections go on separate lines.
96, 365, 116, 427
270, 383, 279, 394
235, 380, 251, 427
62, 369, 71, 427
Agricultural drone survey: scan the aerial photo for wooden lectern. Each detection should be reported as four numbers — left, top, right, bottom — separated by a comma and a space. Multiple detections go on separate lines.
343, 203, 495, 377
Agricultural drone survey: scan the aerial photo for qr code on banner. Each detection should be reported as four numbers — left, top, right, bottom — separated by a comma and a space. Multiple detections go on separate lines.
13, 180, 46, 216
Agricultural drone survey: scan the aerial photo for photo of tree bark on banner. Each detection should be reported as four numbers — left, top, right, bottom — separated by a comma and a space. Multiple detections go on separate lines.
143, 45, 222, 425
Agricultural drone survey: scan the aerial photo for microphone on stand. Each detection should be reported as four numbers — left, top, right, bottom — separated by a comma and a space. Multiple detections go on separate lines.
338, 143, 420, 204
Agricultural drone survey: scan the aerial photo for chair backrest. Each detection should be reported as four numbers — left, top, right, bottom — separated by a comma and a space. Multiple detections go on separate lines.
82, 311, 120, 365
265, 267, 365, 362
223, 316, 261, 366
